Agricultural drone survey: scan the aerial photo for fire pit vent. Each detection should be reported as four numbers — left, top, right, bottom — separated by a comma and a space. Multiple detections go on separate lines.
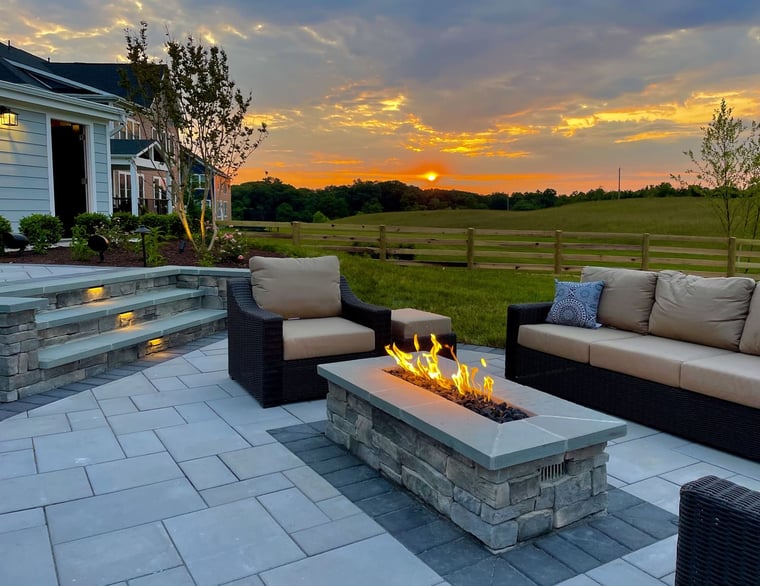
540, 461, 566, 483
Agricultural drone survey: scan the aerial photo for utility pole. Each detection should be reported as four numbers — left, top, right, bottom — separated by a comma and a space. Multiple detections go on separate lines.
618, 167, 621, 200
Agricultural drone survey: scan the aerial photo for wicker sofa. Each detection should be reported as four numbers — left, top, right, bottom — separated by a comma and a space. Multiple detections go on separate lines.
505, 267, 760, 462
227, 255, 391, 407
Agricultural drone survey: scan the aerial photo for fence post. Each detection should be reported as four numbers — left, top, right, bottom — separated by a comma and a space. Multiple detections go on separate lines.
291, 221, 301, 247
641, 233, 650, 270
467, 228, 475, 269
379, 225, 387, 261
727, 236, 737, 276
554, 230, 563, 275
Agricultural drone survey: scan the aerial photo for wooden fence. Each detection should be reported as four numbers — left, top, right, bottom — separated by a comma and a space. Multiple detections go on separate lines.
218, 220, 760, 278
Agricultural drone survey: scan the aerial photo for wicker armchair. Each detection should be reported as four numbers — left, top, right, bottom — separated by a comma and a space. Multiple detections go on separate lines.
676, 475, 760, 585
227, 276, 391, 407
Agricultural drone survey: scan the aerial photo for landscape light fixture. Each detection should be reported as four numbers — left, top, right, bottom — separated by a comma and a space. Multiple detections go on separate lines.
0, 106, 18, 127
134, 225, 151, 267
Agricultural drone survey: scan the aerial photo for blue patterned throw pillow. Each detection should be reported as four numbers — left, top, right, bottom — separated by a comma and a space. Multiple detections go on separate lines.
546, 280, 605, 329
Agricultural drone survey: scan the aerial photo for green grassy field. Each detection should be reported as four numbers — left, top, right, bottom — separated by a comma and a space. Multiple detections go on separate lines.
254, 197, 730, 349
337, 197, 724, 236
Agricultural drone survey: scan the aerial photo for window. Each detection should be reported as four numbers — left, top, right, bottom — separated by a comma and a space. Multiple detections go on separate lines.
115, 119, 141, 140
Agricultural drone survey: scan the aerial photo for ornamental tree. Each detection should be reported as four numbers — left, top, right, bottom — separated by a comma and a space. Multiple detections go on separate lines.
123, 22, 268, 250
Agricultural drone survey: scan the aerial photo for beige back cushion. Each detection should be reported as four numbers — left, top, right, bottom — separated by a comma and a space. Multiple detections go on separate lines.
648, 270, 756, 351
739, 287, 760, 355
250, 255, 342, 319
581, 267, 658, 333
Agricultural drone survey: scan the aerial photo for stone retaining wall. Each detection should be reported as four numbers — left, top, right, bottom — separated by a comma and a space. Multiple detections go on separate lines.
325, 382, 609, 551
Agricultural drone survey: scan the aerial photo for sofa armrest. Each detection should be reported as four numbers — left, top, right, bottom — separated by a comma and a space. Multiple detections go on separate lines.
505, 302, 552, 379
340, 275, 392, 353
227, 278, 284, 374
676, 475, 760, 584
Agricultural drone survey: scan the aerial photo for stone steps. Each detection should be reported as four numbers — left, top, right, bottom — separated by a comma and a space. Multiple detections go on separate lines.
0, 266, 247, 401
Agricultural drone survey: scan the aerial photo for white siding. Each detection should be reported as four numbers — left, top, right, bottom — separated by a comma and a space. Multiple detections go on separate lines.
0, 109, 52, 229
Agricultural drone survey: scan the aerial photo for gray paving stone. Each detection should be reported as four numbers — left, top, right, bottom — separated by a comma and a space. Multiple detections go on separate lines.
284, 465, 341, 502
0, 508, 45, 534
132, 386, 231, 410
165, 497, 305, 586
0, 437, 31, 454
586, 558, 664, 585
612, 502, 679, 540
258, 486, 332, 532
444, 556, 535, 586
221, 576, 265, 586
0, 412, 70, 441
0, 448, 36, 480
54, 522, 182, 586
175, 402, 221, 423
317, 494, 363, 520
34, 426, 125, 472
108, 407, 186, 435
374, 503, 440, 534
207, 395, 288, 426
179, 456, 237, 491
502, 543, 575, 585
152, 376, 189, 392
67, 408, 109, 430
127, 566, 194, 585
234, 415, 304, 445
93, 373, 158, 400
0, 467, 92, 514
623, 535, 678, 579
417, 536, 492, 577
557, 524, 631, 563
87, 451, 184, 494
99, 397, 138, 416
534, 533, 602, 574
394, 519, 467, 555
260, 533, 442, 586
47, 478, 206, 544
0, 525, 57, 585
27, 390, 99, 416
220, 443, 303, 479
291, 512, 385, 555
590, 514, 658, 551
178, 370, 230, 389
118, 430, 166, 457
200, 473, 294, 507
142, 360, 200, 379
156, 418, 250, 461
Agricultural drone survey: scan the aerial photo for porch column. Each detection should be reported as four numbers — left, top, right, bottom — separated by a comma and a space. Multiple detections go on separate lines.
130, 160, 139, 216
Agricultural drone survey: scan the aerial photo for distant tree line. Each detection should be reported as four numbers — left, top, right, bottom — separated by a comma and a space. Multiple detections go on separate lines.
231, 176, 705, 223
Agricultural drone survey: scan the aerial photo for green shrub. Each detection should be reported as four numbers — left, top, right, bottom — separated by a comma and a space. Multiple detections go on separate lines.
74, 212, 111, 235
19, 214, 63, 254
69, 225, 94, 261
112, 212, 139, 232
0, 214, 12, 236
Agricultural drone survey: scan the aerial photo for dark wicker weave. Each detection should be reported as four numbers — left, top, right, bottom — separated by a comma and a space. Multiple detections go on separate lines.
505, 302, 760, 462
227, 277, 391, 407
676, 475, 760, 585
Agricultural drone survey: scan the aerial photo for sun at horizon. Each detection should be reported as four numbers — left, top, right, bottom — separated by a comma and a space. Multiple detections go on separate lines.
425, 171, 439, 182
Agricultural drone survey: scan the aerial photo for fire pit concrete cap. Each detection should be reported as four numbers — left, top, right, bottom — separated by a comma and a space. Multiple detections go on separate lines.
318, 355, 626, 470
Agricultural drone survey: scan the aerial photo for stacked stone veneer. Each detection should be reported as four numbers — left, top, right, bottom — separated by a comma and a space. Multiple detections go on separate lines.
325, 382, 610, 551
0, 267, 245, 402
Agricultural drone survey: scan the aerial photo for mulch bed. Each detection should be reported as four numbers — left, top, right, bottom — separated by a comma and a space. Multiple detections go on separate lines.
0, 240, 284, 268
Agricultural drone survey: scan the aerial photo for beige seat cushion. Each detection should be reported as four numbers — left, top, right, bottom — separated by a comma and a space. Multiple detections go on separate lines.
581, 267, 658, 334
391, 308, 452, 339
518, 323, 641, 364
250, 255, 341, 319
739, 288, 760, 355
681, 352, 760, 409
589, 335, 733, 388
282, 317, 375, 360
648, 270, 756, 351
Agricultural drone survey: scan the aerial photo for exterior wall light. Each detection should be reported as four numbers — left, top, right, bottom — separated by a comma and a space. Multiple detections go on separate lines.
0, 106, 18, 127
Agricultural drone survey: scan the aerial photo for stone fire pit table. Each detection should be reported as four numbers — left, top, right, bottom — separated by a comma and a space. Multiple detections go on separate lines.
318, 355, 626, 551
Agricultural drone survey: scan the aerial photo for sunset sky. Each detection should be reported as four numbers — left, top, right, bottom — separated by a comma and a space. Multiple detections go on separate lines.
4, 1, 760, 194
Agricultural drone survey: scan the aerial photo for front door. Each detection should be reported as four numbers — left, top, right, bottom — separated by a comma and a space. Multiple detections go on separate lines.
51, 120, 87, 236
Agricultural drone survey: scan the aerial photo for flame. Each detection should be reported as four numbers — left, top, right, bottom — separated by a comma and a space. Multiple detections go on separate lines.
385, 334, 494, 401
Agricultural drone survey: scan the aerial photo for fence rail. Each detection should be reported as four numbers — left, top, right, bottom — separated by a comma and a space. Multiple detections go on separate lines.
219, 220, 760, 277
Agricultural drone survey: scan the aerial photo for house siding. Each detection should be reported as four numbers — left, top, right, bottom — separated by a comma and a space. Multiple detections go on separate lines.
92, 122, 111, 213
0, 109, 52, 229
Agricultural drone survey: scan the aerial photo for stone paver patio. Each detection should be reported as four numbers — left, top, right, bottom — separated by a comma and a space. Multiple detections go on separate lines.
0, 331, 759, 585
0, 264, 758, 585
